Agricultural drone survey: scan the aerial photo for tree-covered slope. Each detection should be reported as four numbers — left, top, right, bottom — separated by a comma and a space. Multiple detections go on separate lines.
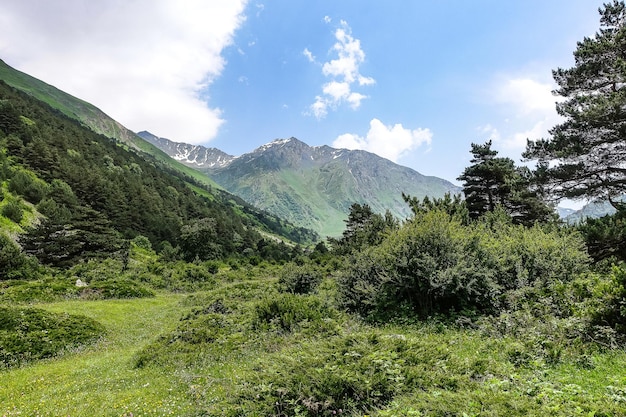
0, 81, 316, 268
0, 59, 230, 192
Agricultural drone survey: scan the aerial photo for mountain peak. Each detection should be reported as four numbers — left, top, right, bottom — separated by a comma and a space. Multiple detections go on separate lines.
137, 131, 234, 169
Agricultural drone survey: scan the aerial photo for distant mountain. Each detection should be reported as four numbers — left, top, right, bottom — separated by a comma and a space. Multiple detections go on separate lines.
557, 207, 576, 219
564, 198, 623, 224
144, 134, 461, 237
0, 59, 318, 246
138, 131, 235, 169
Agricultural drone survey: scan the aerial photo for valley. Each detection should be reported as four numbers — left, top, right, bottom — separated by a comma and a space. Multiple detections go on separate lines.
3, 2, 626, 416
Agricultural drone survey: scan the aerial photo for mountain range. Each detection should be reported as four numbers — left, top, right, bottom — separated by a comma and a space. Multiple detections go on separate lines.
138, 131, 461, 237
8, 58, 598, 239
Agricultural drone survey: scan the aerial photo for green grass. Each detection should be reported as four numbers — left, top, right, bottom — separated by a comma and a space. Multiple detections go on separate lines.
0, 294, 196, 416
2, 275, 626, 416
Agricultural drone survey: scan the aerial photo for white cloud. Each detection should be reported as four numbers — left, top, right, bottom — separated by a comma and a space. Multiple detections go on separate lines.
333, 118, 432, 162
303, 48, 316, 63
0, 0, 248, 144
484, 77, 563, 154
323, 16, 332, 24
496, 78, 557, 114
308, 20, 374, 118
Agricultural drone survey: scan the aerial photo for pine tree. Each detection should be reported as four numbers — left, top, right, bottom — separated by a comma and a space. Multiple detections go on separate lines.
524, 1, 626, 207
458, 141, 554, 225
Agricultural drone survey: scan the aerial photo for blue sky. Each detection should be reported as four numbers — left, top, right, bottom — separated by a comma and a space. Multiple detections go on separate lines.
0, 1, 604, 201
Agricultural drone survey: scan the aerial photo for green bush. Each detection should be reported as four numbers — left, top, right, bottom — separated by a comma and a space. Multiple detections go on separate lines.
0, 233, 40, 280
278, 262, 324, 294
253, 293, 339, 333
236, 330, 409, 416
1, 198, 24, 223
338, 210, 499, 320
590, 264, 626, 337
0, 306, 105, 367
84, 278, 155, 300
0, 278, 79, 303
338, 209, 591, 321
131, 235, 152, 251
8, 169, 48, 204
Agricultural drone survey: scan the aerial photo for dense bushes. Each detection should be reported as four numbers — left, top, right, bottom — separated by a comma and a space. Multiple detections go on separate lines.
338, 209, 590, 321
253, 293, 339, 333
0, 233, 39, 280
0, 306, 105, 367
278, 262, 324, 294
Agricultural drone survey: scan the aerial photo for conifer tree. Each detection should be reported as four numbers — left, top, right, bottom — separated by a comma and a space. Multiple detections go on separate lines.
524, 1, 626, 207
458, 141, 554, 225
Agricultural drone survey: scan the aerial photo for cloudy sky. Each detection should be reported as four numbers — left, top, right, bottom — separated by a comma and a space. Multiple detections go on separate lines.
0, 1, 603, 202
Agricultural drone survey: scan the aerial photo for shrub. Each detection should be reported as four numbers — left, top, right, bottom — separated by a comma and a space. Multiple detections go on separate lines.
0, 278, 79, 303
8, 169, 48, 204
253, 293, 338, 333
338, 209, 591, 322
278, 262, 324, 294
338, 210, 499, 320
0, 306, 105, 367
1, 198, 24, 223
83, 278, 155, 300
0, 233, 39, 280
131, 235, 152, 251
590, 264, 626, 336
236, 330, 407, 416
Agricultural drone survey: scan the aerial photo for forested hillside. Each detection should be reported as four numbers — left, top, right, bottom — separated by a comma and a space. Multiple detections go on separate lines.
0, 80, 315, 269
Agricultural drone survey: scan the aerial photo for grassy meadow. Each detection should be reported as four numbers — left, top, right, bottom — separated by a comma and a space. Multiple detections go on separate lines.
2, 261, 626, 416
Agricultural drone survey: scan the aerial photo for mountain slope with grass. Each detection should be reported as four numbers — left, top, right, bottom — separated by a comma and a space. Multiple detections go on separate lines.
0, 80, 317, 273
0, 62, 318, 248
140, 133, 461, 237
0, 58, 229, 192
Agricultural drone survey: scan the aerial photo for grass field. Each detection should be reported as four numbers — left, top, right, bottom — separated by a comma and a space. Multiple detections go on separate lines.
3, 275, 626, 416
0, 294, 198, 416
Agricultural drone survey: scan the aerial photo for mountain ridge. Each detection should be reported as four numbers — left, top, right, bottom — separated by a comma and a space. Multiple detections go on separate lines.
140, 132, 461, 237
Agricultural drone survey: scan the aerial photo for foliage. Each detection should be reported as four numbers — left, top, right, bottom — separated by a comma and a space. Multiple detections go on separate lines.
590, 264, 626, 336
238, 330, 407, 416
403, 191, 469, 224
338, 209, 590, 321
328, 203, 398, 255
8, 169, 48, 204
1, 197, 24, 224
21, 205, 126, 267
278, 262, 324, 294
252, 293, 339, 333
0, 233, 39, 280
524, 1, 626, 206
458, 141, 554, 225
83, 278, 155, 300
0, 80, 306, 267
577, 207, 626, 262
0, 306, 105, 367
338, 210, 499, 320
178, 217, 222, 261
0, 278, 77, 303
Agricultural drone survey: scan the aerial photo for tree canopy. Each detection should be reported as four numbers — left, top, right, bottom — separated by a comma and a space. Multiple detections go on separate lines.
524, 1, 626, 207
458, 141, 554, 225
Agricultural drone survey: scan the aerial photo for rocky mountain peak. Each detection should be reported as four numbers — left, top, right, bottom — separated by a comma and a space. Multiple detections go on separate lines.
137, 131, 235, 169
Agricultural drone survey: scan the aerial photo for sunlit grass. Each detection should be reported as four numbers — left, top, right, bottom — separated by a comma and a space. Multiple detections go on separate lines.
3, 280, 626, 416
0, 293, 196, 416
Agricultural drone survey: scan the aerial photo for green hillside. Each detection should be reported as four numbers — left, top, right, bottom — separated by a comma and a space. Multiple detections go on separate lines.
209, 139, 460, 237
0, 59, 225, 191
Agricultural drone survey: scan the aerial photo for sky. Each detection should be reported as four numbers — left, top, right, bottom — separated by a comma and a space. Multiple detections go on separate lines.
0, 1, 605, 206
